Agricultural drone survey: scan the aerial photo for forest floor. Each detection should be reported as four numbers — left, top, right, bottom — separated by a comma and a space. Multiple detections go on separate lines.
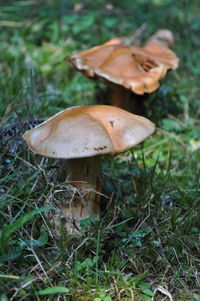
0, 0, 200, 300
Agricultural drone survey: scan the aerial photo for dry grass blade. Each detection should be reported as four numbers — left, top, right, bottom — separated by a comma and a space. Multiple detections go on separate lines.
153, 286, 173, 301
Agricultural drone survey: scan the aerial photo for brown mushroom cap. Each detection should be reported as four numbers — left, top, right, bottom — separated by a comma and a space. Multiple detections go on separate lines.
68, 38, 123, 78
67, 38, 178, 95
23, 105, 155, 159
146, 29, 175, 48
130, 42, 179, 82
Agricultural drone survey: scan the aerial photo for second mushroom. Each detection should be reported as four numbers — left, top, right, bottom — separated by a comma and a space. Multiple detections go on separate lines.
67, 32, 178, 111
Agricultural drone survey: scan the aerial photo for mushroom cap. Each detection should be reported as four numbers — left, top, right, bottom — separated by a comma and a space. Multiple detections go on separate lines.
130, 42, 179, 82
67, 38, 123, 78
146, 29, 175, 48
23, 105, 155, 159
67, 38, 178, 95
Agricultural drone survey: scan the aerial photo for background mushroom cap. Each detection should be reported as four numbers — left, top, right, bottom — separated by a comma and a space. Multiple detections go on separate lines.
146, 29, 175, 48
23, 105, 155, 159
67, 38, 123, 77
67, 38, 178, 95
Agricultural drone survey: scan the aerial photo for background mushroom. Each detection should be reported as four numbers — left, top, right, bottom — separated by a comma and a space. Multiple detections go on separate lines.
23, 105, 155, 234
146, 29, 175, 48
67, 32, 178, 111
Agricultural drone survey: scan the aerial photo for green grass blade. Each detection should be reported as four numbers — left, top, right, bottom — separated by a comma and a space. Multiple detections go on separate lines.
0, 206, 53, 251
37, 286, 69, 295
0, 274, 20, 280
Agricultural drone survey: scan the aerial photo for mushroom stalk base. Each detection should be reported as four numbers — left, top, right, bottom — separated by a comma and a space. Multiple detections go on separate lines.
62, 156, 101, 234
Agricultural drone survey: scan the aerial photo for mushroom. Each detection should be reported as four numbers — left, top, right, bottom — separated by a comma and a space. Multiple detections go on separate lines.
146, 29, 175, 48
23, 105, 155, 234
67, 36, 178, 110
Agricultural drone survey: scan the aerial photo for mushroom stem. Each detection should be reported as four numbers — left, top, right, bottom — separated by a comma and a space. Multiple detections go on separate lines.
110, 85, 130, 109
62, 156, 101, 234
110, 84, 143, 114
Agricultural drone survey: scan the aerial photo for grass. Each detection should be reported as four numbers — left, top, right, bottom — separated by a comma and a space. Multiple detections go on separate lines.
0, 0, 200, 300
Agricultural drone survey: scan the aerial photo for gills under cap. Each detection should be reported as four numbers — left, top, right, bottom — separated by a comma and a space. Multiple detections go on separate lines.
23, 105, 155, 159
